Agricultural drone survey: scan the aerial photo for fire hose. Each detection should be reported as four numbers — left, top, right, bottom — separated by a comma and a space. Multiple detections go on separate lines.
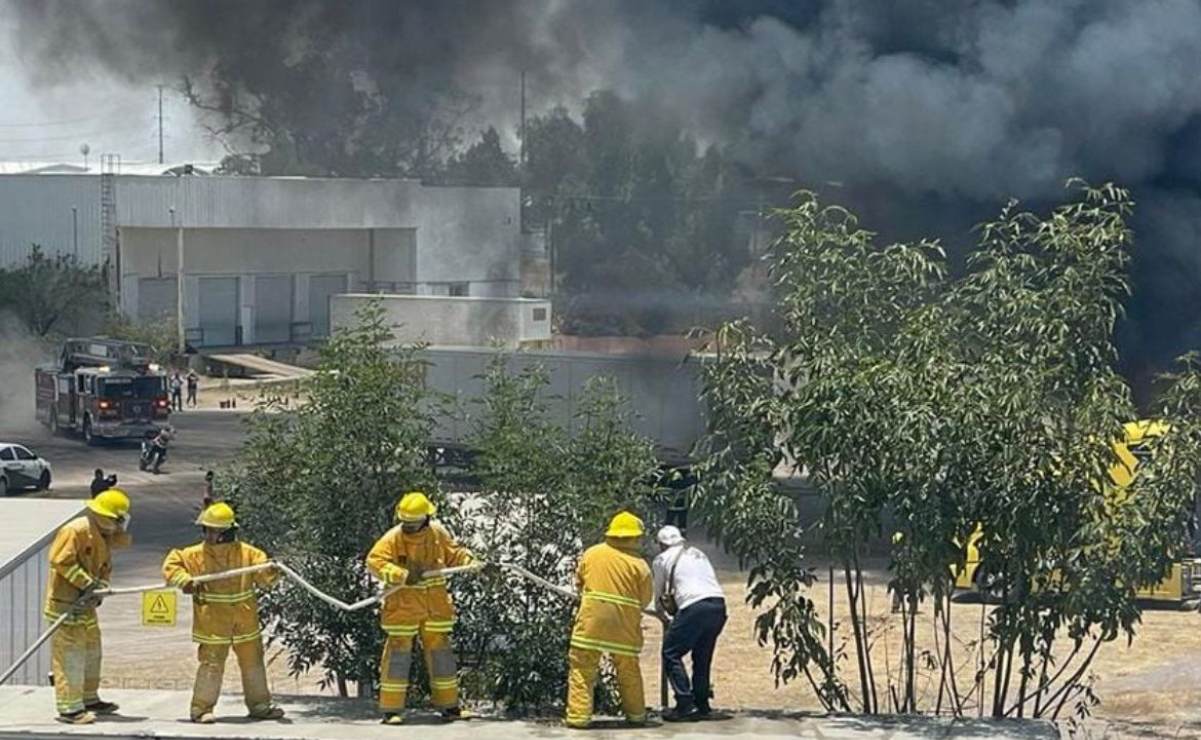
1, 559, 668, 700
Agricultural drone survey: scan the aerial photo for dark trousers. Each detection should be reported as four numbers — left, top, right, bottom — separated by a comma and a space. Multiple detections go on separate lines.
662, 597, 726, 710
172, 390, 183, 411
187, 387, 198, 406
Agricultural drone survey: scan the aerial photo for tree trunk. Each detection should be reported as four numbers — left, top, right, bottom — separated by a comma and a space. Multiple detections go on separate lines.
843, 560, 874, 713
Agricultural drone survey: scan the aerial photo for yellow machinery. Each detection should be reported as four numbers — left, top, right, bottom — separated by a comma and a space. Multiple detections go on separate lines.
953, 421, 1201, 605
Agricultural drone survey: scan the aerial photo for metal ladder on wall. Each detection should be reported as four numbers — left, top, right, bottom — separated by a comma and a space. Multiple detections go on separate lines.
99, 154, 120, 294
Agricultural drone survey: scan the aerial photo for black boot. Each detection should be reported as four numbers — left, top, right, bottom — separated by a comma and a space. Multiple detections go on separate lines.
661, 698, 698, 723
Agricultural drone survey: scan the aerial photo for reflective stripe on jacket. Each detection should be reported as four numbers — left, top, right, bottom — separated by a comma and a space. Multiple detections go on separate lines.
570, 538, 653, 656
44, 516, 129, 623
366, 521, 474, 628
162, 541, 276, 645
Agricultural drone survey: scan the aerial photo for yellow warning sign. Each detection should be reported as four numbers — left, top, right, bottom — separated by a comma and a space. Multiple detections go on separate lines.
141, 589, 177, 627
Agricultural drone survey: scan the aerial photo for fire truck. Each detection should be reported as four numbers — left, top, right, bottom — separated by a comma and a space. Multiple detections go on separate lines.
35, 338, 171, 445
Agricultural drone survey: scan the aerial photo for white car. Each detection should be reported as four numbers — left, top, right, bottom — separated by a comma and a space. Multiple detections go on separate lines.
0, 442, 52, 496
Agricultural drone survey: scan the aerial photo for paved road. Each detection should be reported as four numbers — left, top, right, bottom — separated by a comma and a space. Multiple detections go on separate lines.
1, 410, 249, 580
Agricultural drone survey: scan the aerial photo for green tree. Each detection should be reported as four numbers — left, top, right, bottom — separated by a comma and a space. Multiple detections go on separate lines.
451, 354, 661, 712
695, 183, 1201, 719
222, 301, 439, 696
442, 127, 518, 187
524, 92, 755, 335
103, 312, 182, 367
0, 245, 110, 336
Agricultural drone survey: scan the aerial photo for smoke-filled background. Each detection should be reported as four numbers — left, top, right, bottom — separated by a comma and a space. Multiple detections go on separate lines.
8, 0, 1201, 391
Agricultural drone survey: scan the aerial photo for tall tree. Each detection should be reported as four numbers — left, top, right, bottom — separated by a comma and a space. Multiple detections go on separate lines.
695, 183, 1201, 719
524, 92, 756, 335
442, 127, 518, 187
0, 246, 110, 337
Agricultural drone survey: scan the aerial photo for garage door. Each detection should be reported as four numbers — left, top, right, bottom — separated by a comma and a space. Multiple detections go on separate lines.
308, 274, 347, 338
199, 277, 239, 346
255, 275, 293, 344
138, 278, 176, 323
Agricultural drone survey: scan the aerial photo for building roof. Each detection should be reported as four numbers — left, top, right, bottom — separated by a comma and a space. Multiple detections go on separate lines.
0, 499, 84, 579
0, 161, 219, 176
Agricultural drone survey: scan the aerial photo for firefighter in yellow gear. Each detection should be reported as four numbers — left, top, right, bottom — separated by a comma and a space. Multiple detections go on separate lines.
366, 491, 476, 725
565, 511, 654, 729
162, 502, 284, 724
44, 488, 132, 725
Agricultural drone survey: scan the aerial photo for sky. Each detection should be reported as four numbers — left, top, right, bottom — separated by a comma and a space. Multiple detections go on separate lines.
0, 7, 223, 166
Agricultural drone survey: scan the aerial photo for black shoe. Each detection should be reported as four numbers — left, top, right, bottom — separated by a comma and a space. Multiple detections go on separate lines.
662, 704, 699, 723
440, 706, 474, 722
695, 707, 733, 721
85, 700, 119, 715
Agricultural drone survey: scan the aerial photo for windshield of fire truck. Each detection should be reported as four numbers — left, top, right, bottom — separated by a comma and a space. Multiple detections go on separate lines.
98, 376, 165, 399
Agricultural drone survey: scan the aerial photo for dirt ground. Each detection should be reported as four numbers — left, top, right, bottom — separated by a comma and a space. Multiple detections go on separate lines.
95, 550, 1201, 732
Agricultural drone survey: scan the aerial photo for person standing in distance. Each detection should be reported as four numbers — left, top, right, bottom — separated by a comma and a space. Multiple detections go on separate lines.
653, 525, 727, 722
170, 372, 184, 412
186, 369, 200, 408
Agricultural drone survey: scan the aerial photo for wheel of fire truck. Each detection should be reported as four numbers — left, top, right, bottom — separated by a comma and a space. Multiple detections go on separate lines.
37, 470, 51, 491
83, 417, 98, 446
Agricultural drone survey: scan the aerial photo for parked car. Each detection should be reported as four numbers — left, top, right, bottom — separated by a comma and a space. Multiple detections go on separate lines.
0, 443, 53, 496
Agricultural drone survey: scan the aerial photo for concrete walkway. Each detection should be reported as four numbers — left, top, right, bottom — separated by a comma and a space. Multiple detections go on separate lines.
0, 687, 1058, 739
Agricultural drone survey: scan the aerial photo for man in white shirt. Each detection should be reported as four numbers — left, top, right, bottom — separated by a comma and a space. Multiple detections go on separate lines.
652, 525, 727, 722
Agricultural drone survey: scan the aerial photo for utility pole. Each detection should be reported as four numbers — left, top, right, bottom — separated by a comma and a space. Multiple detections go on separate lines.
157, 85, 165, 165
171, 207, 185, 354
71, 206, 78, 258
520, 70, 526, 168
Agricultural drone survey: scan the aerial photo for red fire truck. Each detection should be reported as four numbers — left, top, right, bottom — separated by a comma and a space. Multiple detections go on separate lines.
35, 338, 171, 445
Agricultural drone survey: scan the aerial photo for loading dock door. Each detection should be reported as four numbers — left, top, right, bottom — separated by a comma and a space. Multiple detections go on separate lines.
308, 274, 347, 338
198, 277, 239, 346
138, 278, 177, 323
255, 275, 293, 344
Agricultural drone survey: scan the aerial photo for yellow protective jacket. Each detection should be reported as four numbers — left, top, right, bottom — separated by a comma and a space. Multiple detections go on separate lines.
366, 521, 474, 632
44, 515, 130, 626
162, 541, 277, 645
570, 538, 653, 657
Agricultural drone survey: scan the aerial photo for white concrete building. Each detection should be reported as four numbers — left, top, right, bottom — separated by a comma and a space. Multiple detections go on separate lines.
0, 173, 527, 346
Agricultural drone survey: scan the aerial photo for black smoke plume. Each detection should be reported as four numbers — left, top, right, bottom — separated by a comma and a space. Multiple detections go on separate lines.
10, 0, 1201, 387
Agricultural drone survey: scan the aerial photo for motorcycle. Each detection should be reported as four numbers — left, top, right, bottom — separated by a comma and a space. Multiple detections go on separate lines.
139, 431, 171, 474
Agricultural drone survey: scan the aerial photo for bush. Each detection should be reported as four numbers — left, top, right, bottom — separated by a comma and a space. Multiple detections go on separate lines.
451, 354, 662, 714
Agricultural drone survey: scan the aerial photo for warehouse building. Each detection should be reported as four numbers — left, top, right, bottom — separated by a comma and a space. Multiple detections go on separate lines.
0, 499, 85, 686
0, 172, 530, 346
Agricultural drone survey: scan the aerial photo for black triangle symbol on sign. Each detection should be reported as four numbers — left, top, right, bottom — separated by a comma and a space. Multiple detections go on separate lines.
150, 595, 169, 614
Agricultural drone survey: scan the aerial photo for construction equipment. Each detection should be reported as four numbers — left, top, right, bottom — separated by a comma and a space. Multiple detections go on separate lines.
954, 420, 1201, 606
35, 338, 170, 445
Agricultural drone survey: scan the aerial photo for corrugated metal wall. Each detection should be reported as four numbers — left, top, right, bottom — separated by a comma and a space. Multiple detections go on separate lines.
0, 175, 103, 268
0, 540, 53, 686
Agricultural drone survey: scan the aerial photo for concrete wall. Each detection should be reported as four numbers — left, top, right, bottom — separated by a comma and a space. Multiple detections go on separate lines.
0, 175, 102, 266
331, 294, 552, 348
412, 186, 521, 296
418, 347, 707, 463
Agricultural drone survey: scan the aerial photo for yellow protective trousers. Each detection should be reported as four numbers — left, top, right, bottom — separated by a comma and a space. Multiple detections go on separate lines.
50, 620, 101, 716
565, 647, 646, 728
378, 620, 458, 712
191, 638, 273, 719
